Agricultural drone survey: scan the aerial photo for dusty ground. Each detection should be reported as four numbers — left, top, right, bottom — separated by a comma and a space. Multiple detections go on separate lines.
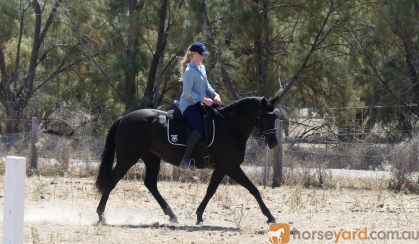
0, 175, 418, 244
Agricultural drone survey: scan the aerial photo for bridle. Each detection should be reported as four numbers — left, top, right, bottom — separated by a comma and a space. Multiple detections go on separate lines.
256, 111, 277, 138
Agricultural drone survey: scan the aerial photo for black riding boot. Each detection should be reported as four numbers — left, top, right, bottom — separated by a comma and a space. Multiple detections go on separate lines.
197, 141, 213, 169
179, 130, 201, 169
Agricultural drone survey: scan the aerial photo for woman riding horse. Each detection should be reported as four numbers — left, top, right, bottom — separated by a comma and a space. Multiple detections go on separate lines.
95, 96, 279, 225
178, 42, 222, 169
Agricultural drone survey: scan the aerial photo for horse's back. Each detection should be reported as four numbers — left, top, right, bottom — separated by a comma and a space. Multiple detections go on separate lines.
121, 108, 166, 124
116, 109, 166, 137
113, 109, 167, 158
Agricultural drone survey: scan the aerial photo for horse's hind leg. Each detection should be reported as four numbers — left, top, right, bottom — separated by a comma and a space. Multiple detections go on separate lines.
226, 166, 276, 223
96, 160, 137, 224
142, 153, 178, 223
196, 169, 225, 225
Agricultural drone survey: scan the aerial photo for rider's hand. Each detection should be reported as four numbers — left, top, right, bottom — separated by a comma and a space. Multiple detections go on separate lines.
214, 93, 222, 105
202, 97, 214, 106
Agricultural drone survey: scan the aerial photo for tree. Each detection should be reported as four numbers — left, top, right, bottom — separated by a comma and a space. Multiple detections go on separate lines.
348, 0, 418, 138
0, 0, 83, 133
190, 0, 239, 100
88, 0, 189, 110
142, 0, 169, 108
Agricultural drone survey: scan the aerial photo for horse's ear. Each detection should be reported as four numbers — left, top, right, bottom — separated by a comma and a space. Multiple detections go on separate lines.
261, 97, 268, 108
269, 96, 280, 105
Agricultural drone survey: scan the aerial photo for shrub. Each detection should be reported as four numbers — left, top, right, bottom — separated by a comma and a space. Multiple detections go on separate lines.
388, 134, 419, 193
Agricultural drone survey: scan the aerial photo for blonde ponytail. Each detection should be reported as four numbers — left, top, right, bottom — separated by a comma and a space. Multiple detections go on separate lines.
179, 50, 193, 80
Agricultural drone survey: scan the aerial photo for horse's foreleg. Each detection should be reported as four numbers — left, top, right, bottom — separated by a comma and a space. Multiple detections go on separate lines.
143, 154, 178, 223
196, 169, 225, 225
226, 166, 276, 223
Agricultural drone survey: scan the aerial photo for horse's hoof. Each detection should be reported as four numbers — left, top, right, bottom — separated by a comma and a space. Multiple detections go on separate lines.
169, 216, 178, 224
97, 218, 106, 225
196, 220, 204, 226
196, 215, 204, 225
96, 214, 106, 225
267, 217, 276, 224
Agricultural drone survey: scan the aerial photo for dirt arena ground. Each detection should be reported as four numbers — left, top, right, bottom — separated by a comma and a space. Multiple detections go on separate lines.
0, 175, 418, 243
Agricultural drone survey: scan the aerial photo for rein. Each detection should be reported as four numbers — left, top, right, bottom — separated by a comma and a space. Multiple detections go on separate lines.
208, 105, 276, 137
208, 106, 248, 134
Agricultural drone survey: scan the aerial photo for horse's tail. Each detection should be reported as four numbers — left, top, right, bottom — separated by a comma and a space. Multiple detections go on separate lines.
96, 118, 121, 193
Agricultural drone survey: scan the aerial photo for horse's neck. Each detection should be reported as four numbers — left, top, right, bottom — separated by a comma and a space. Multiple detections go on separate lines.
223, 102, 260, 139
237, 110, 258, 134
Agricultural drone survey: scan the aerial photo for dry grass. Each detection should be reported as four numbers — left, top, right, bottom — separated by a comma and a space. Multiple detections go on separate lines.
289, 183, 303, 210
1, 140, 415, 196
388, 135, 419, 194
0, 158, 398, 194
283, 159, 332, 188
1, 176, 417, 243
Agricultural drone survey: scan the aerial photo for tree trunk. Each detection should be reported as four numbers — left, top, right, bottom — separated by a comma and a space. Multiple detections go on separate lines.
254, 34, 264, 95
124, 0, 140, 111
153, 52, 165, 108
155, 55, 178, 107
254, 0, 269, 95
220, 65, 239, 100
402, 38, 419, 108
4, 104, 24, 134
143, 0, 168, 108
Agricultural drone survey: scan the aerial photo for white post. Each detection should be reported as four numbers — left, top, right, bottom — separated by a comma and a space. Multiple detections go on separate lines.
3, 156, 26, 244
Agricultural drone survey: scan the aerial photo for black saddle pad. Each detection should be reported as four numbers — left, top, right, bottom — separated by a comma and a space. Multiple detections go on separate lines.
166, 109, 215, 146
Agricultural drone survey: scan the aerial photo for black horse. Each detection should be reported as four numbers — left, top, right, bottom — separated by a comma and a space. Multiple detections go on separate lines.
95, 96, 279, 225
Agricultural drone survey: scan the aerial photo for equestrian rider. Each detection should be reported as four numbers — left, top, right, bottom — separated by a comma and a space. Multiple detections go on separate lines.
178, 42, 222, 168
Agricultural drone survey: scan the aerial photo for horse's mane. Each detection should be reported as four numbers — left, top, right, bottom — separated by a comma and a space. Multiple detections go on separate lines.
218, 97, 262, 115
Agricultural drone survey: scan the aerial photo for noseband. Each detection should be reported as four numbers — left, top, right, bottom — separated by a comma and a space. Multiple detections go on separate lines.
257, 111, 277, 137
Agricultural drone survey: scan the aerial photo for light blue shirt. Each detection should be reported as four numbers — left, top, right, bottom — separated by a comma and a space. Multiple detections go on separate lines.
179, 63, 216, 113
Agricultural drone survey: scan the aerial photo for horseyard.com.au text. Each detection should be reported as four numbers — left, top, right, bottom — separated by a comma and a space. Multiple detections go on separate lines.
268, 223, 419, 243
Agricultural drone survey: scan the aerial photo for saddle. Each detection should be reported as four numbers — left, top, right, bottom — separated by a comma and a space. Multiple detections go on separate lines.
166, 101, 215, 147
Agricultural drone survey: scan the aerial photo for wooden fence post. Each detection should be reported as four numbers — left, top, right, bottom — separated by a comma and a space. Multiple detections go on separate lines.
272, 119, 283, 188
263, 144, 269, 188
28, 116, 38, 175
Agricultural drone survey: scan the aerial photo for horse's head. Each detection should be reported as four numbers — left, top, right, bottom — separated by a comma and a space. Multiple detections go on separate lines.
258, 97, 279, 149
217, 96, 280, 148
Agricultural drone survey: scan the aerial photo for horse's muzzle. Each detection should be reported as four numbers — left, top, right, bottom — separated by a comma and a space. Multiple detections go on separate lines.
266, 136, 278, 149
267, 142, 277, 149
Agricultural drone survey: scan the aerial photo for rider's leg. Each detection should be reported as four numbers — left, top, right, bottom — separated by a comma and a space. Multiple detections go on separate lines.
180, 103, 205, 168
179, 130, 201, 168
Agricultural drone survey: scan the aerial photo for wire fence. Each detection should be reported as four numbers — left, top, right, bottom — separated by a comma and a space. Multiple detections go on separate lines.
283, 113, 418, 171
0, 115, 418, 188
0, 118, 269, 183
284, 139, 393, 171
278, 113, 419, 189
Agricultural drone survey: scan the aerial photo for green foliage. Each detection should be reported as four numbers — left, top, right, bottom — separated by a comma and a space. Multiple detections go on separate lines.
0, 0, 417, 137
0, 1, 18, 45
